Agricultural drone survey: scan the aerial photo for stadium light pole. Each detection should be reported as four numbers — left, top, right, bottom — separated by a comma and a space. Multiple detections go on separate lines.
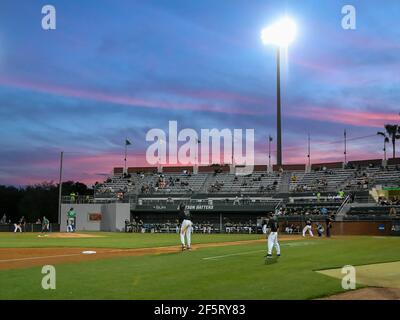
344, 129, 347, 164
58, 151, 64, 226
195, 138, 201, 173
307, 133, 311, 167
261, 17, 297, 167
268, 135, 273, 169
124, 138, 128, 173
158, 138, 165, 173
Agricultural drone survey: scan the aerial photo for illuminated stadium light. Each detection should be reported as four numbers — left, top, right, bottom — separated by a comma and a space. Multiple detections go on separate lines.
260, 16, 297, 167
261, 17, 297, 48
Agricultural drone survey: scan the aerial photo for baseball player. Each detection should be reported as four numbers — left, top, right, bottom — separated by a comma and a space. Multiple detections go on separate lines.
262, 219, 268, 235
326, 216, 333, 237
316, 222, 324, 237
265, 215, 280, 259
42, 216, 50, 233
178, 203, 193, 251
19, 216, 26, 232
66, 207, 76, 232
13, 222, 22, 233
302, 218, 314, 237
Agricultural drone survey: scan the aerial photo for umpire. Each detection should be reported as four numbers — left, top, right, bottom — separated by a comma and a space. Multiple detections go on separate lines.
326, 216, 333, 237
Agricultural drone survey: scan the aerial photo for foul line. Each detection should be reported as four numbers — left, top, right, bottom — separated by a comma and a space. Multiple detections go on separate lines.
202, 250, 265, 260
0, 253, 83, 263
202, 241, 317, 260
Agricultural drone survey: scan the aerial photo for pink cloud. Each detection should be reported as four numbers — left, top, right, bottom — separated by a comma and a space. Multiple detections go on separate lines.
0, 77, 263, 116
288, 105, 399, 128
2, 144, 387, 186
164, 86, 269, 106
282, 148, 381, 165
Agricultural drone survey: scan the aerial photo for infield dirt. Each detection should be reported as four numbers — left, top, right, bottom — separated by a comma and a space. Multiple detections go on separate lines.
0, 236, 302, 271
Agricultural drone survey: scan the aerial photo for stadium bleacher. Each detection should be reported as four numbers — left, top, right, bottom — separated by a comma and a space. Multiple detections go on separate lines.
92, 159, 400, 227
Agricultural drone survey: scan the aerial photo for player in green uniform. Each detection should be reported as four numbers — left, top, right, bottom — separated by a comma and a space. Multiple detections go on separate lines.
42, 216, 50, 233
66, 208, 76, 232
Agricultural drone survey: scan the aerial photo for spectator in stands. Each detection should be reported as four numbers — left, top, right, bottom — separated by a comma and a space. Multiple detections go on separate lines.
1, 213, 6, 224
389, 207, 397, 216
35, 218, 41, 224
379, 197, 390, 205
320, 207, 328, 215
70, 192, 76, 203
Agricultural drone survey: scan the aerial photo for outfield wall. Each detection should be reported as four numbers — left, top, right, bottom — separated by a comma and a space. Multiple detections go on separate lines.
331, 221, 393, 236
279, 220, 396, 236
60, 203, 130, 232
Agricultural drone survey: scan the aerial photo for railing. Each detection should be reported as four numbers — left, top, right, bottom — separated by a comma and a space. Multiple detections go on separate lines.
274, 199, 283, 212
336, 195, 351, 216
134, 199, 282, 212
62, 195, 129, 204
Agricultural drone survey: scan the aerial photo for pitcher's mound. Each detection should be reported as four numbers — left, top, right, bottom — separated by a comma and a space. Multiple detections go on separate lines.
45, 233, 104, 238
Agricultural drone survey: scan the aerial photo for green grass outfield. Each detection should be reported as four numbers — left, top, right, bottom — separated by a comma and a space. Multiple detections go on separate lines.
1, 233, 400, 300
0, 232, 262, 249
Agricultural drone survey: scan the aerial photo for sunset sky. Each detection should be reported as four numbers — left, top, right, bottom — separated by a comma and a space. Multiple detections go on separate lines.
0, 0, 399, 186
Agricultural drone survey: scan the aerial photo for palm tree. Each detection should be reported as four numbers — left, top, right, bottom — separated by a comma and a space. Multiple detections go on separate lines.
377, 131, 390, 161
382, 124, 400, 159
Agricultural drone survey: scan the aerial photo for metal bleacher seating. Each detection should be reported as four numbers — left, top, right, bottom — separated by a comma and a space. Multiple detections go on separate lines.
96, 163, 400, 199
290, 169, 354, 192
205, 171, 282, 194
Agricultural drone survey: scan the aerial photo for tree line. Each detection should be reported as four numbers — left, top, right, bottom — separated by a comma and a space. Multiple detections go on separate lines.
0, 181, 93, 223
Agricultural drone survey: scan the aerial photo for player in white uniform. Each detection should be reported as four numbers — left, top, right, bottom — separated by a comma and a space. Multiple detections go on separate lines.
265, 216, 280, 259
302, 218, 314, 237
178, 203, 193, 251
14, 222, 22, 233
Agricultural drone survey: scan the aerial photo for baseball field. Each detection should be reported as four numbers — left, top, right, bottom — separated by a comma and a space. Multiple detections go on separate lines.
0, 232, 400, 300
